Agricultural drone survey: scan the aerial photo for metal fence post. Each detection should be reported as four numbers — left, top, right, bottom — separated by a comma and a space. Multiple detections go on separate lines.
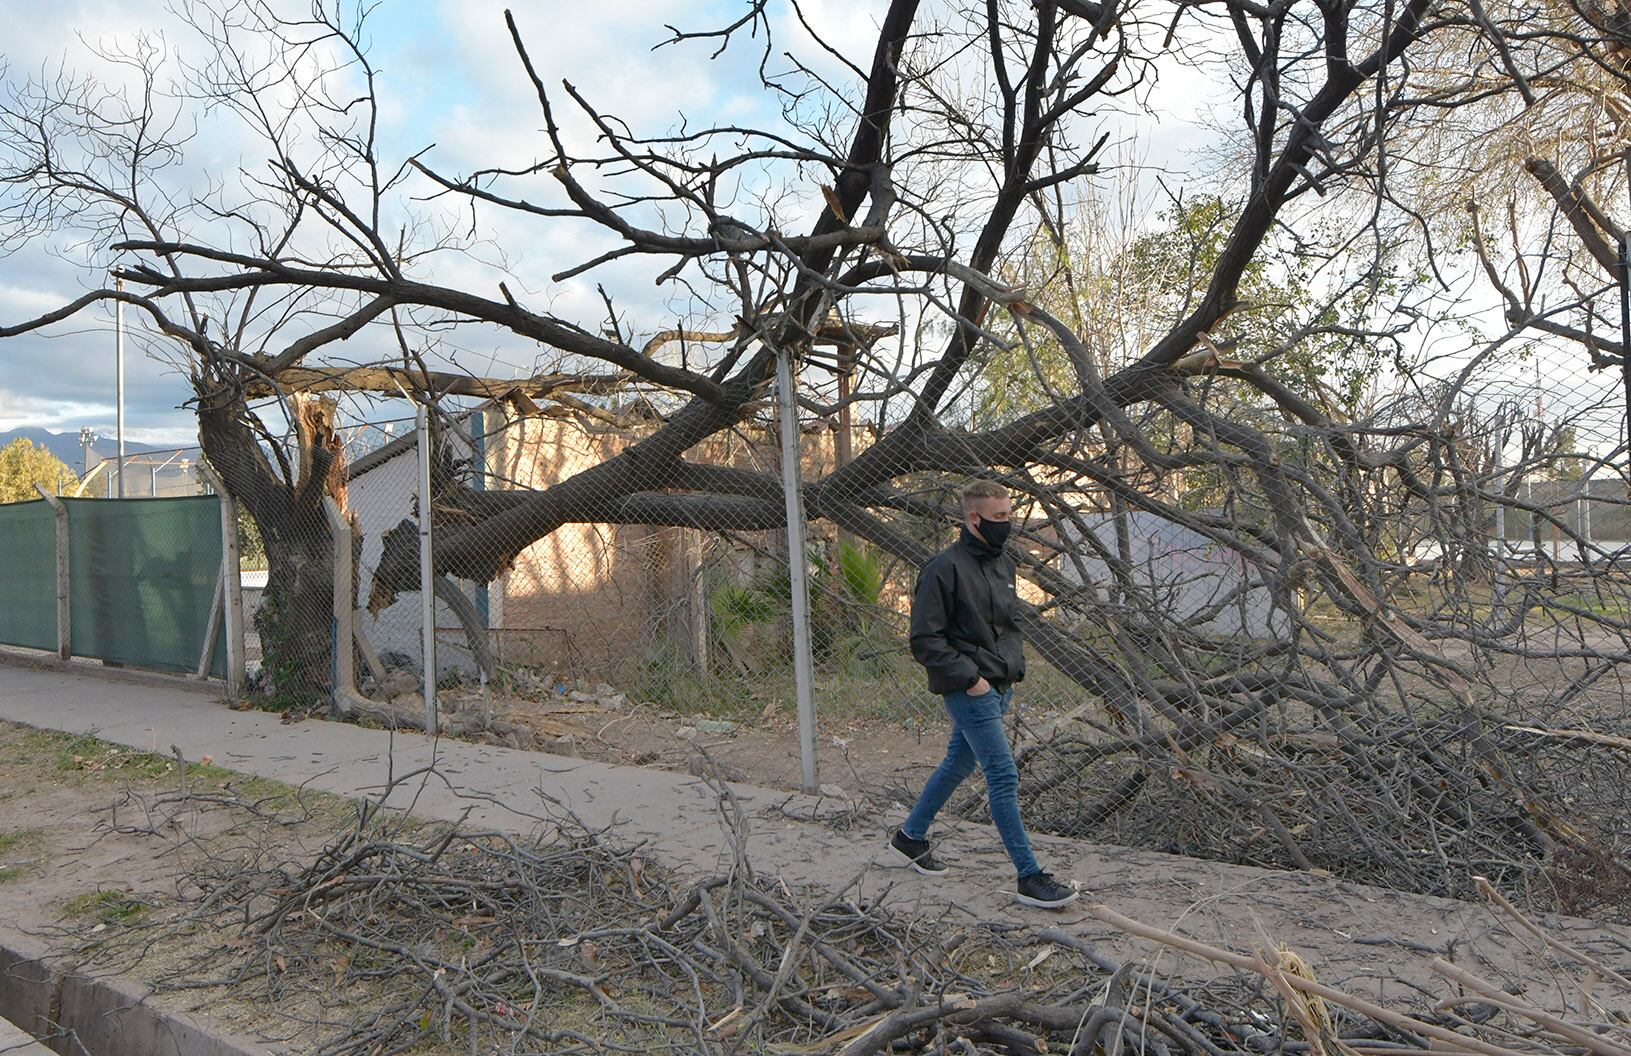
325, 498, 356, 712
33, 485, 69, 660
417, 404, 439, 734
775, 345, 819, 792
1493, 448, 1505, 558
1578, 474, 1592, 563
194, 564, 225, 679
200, 462, 245, 700
689, 529, 710, 676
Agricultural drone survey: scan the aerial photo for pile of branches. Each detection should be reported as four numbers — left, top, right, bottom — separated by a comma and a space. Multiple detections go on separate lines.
64, 767, 1631, 1056
894, 383, 1631, 918
1000, 707, 1631, 915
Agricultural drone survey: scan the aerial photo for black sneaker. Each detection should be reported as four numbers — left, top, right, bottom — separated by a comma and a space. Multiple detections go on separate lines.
1016, 871, 1079, 909
890, 829, 950, 876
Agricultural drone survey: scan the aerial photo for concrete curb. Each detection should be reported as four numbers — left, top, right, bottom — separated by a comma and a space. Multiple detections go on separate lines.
0, 649, 227, 699
0, 936, 55, 1051
0, 929, 274, 1056
0, 1016, 54, 1056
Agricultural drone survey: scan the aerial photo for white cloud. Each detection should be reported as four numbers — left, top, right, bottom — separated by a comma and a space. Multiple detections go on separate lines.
0, 390, 111, 430
120, 424, 199, 446
0, 282, 74, 315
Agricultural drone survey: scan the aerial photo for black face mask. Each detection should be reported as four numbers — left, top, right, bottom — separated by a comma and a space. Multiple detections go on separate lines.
974, 516, 1012, 551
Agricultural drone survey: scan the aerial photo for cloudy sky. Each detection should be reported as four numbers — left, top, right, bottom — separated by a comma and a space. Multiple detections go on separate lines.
0, 0, 1215, 448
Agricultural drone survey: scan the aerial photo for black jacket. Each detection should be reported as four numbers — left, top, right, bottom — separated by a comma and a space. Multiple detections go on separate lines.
909, 527, 1026, 694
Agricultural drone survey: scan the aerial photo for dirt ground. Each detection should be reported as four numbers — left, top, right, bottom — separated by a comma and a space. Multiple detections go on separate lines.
0, 714, 957, 1054
0, 724, 371, 1052
8, 711, 1631, 1056
461, 621, 1631, 808
503, 696, 952, 799
0, 727, 263, 933
458, 680, 1095, 805
0, 717, 1066, 1055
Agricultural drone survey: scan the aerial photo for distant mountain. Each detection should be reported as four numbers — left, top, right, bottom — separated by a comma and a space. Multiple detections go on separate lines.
0, 428, 166, 471
4, 424, 393, 474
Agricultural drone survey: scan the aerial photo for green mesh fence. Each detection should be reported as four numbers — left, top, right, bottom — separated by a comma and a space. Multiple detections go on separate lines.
0, 498, 57, 652
64, 496, 226, 676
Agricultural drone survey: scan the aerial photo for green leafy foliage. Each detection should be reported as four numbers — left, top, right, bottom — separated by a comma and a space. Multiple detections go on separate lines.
0, 437, 75, 504
1543, 424, 1589, 481
977, 196, 1394, 428
834, 539, 885, 610
63, 889, 149, 924
709, 582, 781, 641
686, 541, 904, 700
237, 506, 268, 569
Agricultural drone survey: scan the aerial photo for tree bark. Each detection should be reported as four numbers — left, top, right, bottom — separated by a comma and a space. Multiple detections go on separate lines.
198, 385, 344, 703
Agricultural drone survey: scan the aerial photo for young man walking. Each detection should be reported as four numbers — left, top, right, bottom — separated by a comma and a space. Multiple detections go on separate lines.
890, 480, 1079, 909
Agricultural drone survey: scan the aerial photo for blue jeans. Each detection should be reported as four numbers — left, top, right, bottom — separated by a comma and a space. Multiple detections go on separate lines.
901, 687, 1040, 878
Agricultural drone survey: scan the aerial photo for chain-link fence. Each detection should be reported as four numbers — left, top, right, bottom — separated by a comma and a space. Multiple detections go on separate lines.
6, 337, 1628, 915
91, 447, 208, 498
230, 332, 1622, 916
0, 490, 242, 684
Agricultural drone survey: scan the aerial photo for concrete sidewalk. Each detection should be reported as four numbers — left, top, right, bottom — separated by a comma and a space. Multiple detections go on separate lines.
2, 658, 1628, 1008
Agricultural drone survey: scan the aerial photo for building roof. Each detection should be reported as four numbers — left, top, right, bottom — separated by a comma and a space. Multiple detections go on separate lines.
346, 429, 419, 480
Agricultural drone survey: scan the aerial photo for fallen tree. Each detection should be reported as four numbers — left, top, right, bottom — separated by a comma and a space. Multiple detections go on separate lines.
1, 0, 1628, 906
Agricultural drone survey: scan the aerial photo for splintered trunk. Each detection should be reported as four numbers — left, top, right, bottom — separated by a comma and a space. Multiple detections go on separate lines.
198, 386, 346, 705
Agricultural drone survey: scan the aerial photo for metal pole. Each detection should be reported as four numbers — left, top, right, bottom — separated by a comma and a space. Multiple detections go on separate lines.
1527, 478, 1536, 559
689, 530, 710, 676
220, 483, 245, 698
1623, 153, 1631, 468
115, 277, 125, 499
774, 346, 819, 792
1579, 470, 1592, 563
140, 448, 174, 495
1619, 236, 1631, 468
199, 461, 245, 698
34, 485, 70, 660
327, 498, 356, 710
835, 344, 857, 552
1493, 445, 1506, 558
417, 404, 438, 734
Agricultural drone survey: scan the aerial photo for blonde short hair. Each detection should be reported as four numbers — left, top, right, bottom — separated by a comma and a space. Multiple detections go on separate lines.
960, 480, 1009, 514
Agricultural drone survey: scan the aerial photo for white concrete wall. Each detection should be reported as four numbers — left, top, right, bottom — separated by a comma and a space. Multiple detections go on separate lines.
1055, 511, 1288, 641
347, 425, 485, 681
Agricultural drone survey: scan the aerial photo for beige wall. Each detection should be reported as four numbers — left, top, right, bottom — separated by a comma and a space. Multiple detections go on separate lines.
488, 413, 657, 678
484, 407, 875, 681
482, 401, 880, 682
